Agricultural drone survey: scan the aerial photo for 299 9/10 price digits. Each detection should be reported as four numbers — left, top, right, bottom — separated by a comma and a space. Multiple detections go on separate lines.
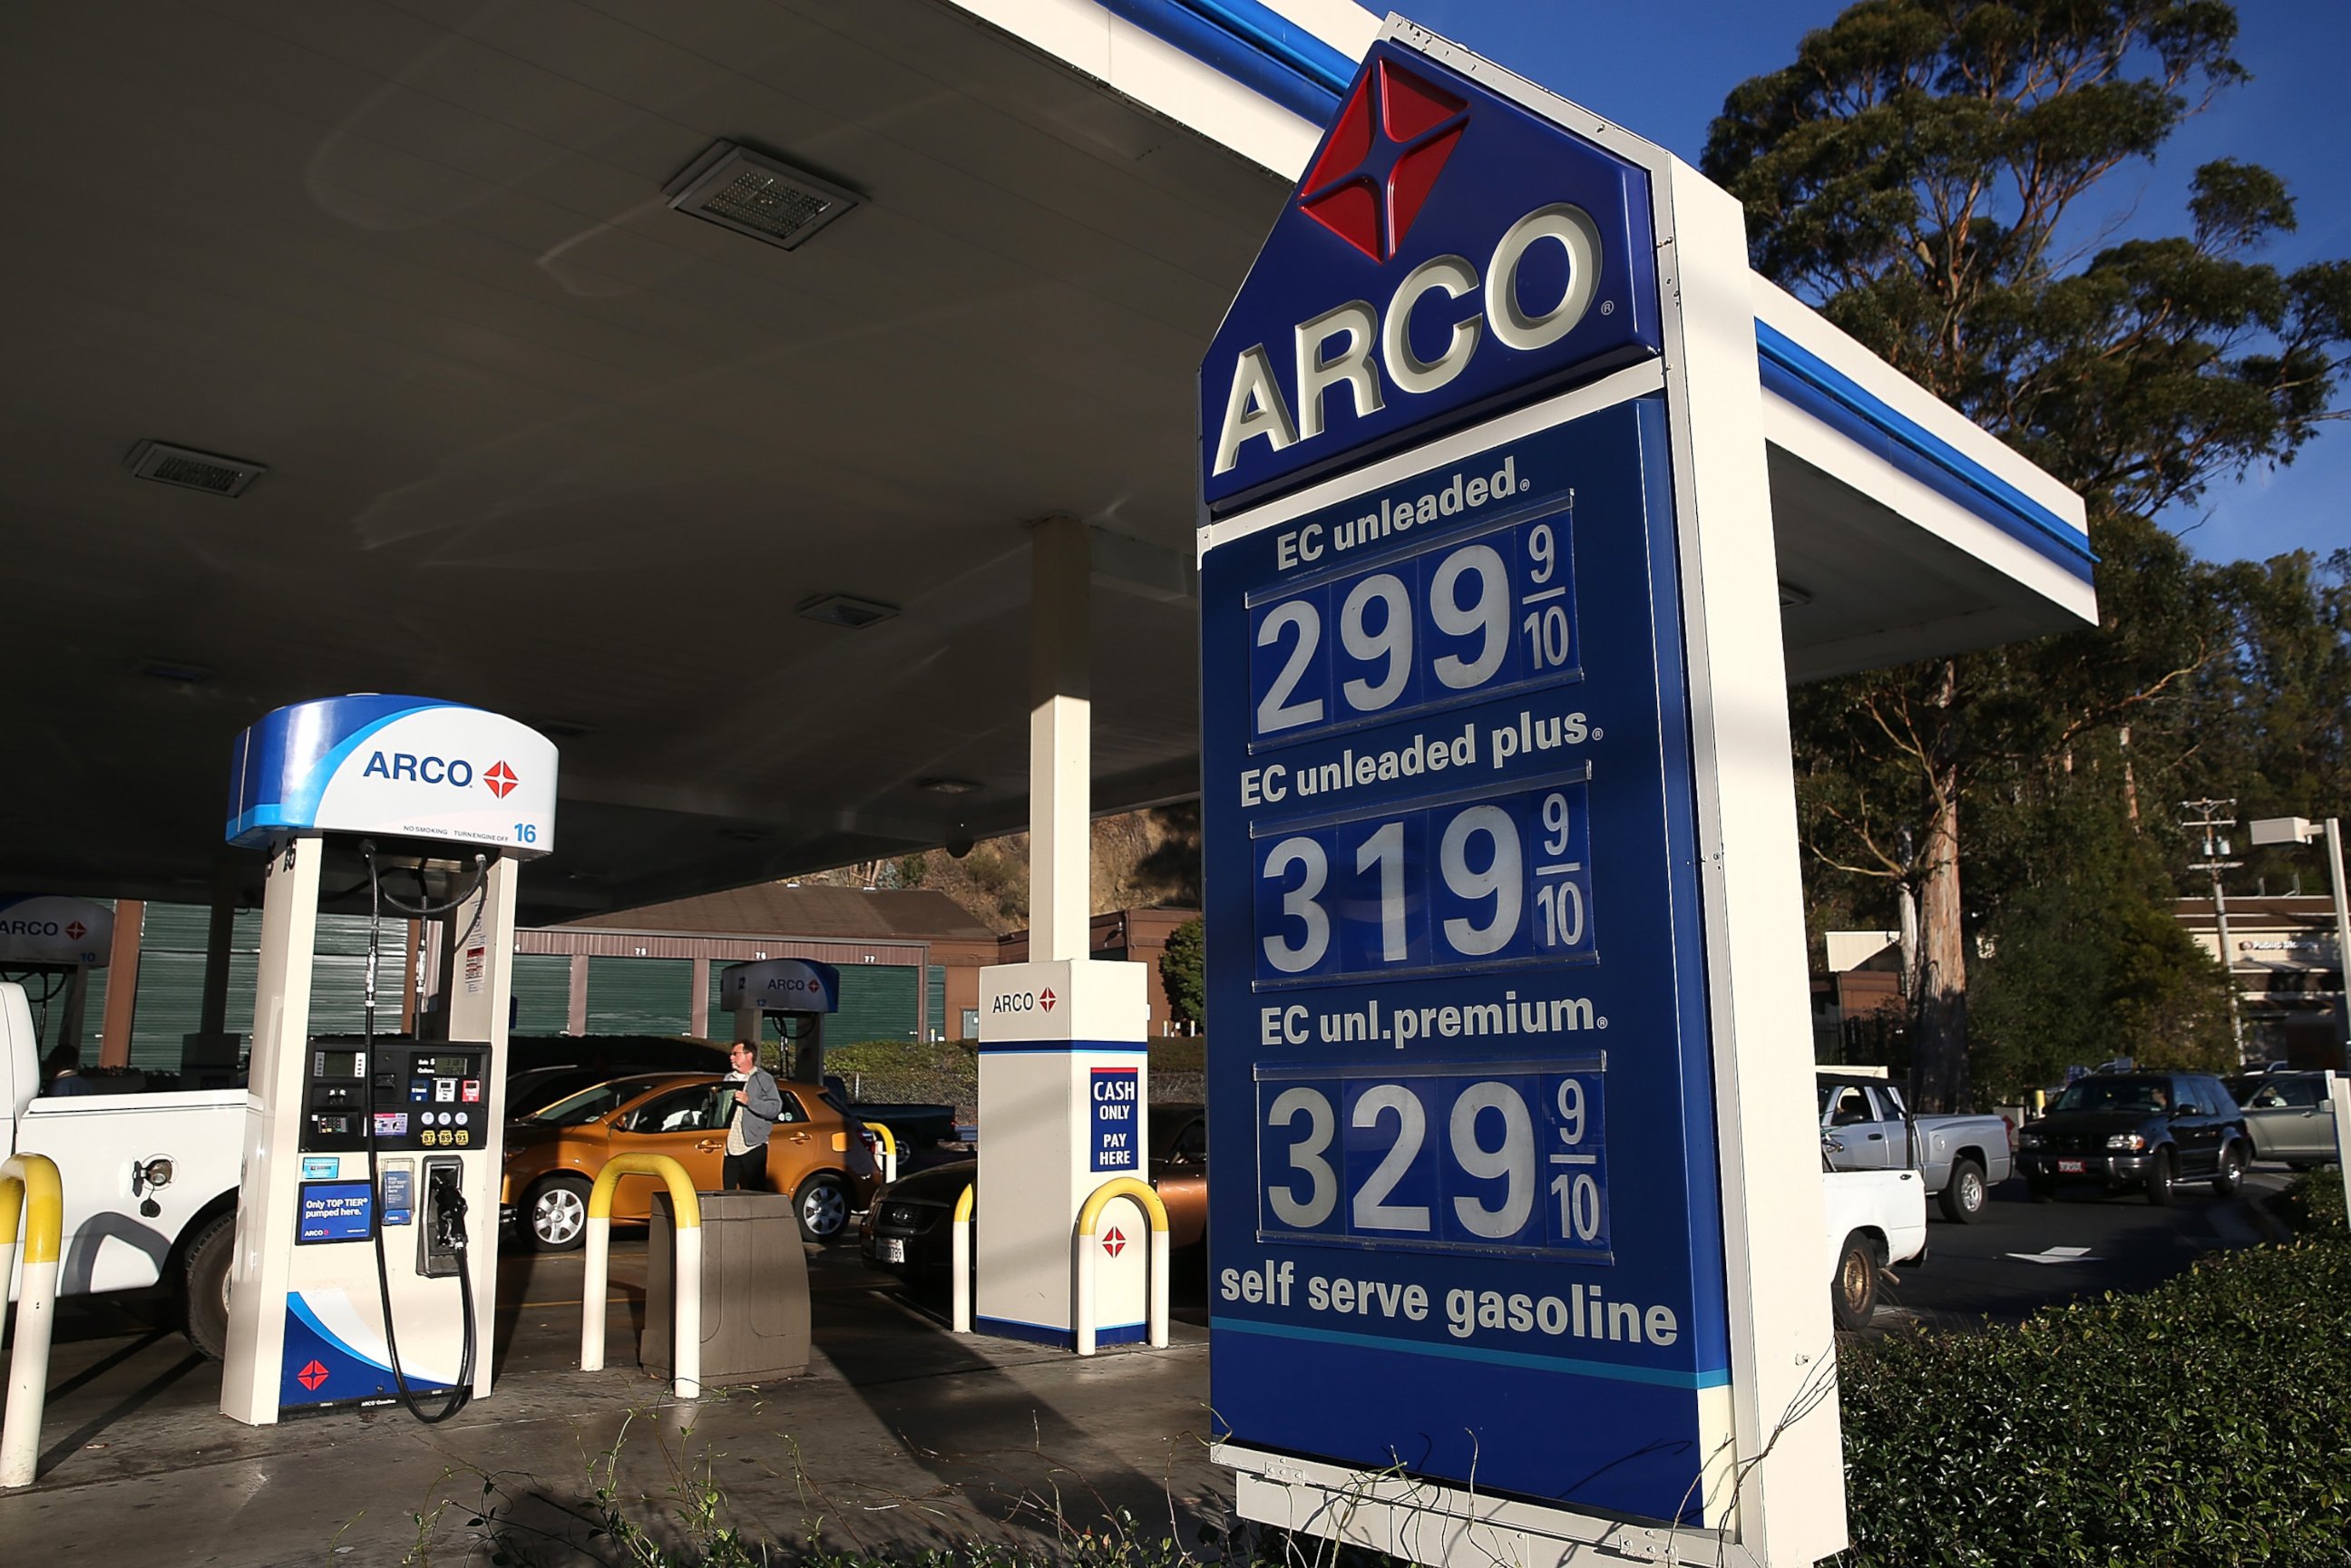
1251, 515, 1577, 745
1254, 775, 1594, 984
1258, 1065, 1609, 1259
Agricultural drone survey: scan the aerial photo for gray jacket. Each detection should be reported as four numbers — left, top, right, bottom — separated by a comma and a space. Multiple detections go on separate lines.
731, 1068, 785, 1147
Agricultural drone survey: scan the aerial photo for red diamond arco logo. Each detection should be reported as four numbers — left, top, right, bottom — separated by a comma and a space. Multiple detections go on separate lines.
1298, 58, 1469, 263
1039, 988, 1058, 1011
483, 761, 520, 799
1100, 1226, 1127, 1258
64, 920, 85, 941
297, 1359, 330, 1391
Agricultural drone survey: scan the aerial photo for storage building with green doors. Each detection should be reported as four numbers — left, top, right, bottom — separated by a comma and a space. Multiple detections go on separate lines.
492, 884, 1001, 1045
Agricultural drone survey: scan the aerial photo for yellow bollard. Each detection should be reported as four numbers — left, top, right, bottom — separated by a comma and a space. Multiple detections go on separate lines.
579, 1154, 702, 1398
951, 1183, 975, 1333
0, 1153, 64, 1488
1073, 1176, 1169, 1357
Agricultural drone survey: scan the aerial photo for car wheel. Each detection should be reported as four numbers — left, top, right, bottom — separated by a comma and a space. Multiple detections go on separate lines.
181, 1213, 235, 1359
529, 1175, 592, 1251
1938, 1158, 1989, 1223
1831, 1231, 1882, 1331
795, 1172, 849, 1242
2144, 1148, 2176, 1207
2211, 1143, 2246, 1197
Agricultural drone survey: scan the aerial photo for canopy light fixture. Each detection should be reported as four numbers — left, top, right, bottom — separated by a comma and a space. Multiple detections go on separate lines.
919, 776, 981, 795
796, 593, 898, 630
665, 141, 859, 251
126, 440, 267, 498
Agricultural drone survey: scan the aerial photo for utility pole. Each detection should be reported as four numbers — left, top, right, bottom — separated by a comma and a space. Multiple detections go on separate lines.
2181, 799, 2246, 1060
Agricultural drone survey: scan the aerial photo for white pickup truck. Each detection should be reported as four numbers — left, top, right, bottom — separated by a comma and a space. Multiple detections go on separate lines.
1819, 1068, 2014, 1224
1822, 1163, 1927, 1330
1, 980, 244, 1352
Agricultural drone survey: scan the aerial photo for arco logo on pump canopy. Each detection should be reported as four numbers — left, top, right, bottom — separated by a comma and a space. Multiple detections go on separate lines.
359, 752, 521, 796
1200, 44, 1661, 511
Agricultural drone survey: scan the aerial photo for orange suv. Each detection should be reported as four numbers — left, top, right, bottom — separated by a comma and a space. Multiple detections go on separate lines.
502, 1073, 882, 1247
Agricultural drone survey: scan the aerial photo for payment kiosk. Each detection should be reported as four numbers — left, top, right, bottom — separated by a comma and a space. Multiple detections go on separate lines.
217, 696, 556, 1426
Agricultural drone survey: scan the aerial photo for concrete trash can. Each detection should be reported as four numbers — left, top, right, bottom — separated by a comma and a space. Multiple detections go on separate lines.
645, 1191, 811, 1385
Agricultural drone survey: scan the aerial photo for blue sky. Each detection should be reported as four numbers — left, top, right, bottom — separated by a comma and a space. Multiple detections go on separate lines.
1357, 2, 2351, 566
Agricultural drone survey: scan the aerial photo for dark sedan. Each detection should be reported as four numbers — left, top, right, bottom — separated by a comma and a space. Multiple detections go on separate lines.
861, 1104, 1206, 1279
2014, 1071, 2251, 1203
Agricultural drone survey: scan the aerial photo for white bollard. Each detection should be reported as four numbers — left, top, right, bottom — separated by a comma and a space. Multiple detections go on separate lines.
1149, 1222, 1169, 1350
672, 1225, 702, 1399
951, 1185, 973, 1334
580, 1214, 611, 1373
1075, 1219, 1099, 1357
0, 1257, 57, 1488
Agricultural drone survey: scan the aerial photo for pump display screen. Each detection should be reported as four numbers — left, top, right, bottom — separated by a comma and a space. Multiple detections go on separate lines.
313, 1049, 365, 1079
415, 1054, 476, 1078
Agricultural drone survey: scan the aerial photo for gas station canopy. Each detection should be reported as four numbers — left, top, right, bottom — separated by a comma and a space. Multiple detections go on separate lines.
0, 1, 2091, 922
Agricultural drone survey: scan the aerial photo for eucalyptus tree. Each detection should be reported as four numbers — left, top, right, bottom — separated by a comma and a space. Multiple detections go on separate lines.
1704, 0, 2351, 1105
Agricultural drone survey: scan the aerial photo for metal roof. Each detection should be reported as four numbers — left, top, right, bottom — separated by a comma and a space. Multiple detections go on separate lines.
0, 0, 2092, 923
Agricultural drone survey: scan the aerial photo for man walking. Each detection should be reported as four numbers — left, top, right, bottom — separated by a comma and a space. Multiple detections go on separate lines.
723, 1039, 784, 1192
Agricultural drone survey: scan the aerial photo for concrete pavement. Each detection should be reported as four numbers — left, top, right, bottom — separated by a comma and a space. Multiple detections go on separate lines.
0, 1244, 1225, 1565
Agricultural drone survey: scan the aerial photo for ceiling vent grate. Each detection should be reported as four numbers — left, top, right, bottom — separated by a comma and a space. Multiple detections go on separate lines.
796, 593, 899, 630
665, 141, 859, 251
126, 440, 268, 498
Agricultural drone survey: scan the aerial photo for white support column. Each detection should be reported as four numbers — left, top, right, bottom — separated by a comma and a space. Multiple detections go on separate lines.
968, 517, 1151, 1350
1656, 156, 1845, 1553
219, 834, 324, 1426
1030, 516, 1091, 963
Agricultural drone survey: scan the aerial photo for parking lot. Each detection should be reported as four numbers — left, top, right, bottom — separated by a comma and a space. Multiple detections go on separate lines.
0, 1166, 2305, 1563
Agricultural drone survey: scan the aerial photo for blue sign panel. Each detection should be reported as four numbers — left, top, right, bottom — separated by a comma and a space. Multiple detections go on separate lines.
1202, 395, 1729, 1525
1200, 41, 1661, 514
1091, 1066, 1140, 1173
298, 1181, 375, 1244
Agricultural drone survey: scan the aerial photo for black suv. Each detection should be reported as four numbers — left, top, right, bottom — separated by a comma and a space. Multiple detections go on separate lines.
2014, 1071, 2251, 1203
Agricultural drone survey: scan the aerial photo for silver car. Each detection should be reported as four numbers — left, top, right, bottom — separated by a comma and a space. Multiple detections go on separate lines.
2227, 1072, 2340, 1168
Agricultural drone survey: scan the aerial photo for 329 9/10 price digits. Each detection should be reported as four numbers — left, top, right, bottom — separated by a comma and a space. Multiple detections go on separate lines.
1257, 1064, 1608, 1258
1254, 776, 1594, 983
1251, 516, 1576, 745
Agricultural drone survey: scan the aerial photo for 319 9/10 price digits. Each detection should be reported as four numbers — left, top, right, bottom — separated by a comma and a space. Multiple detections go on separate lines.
1257, 1065, 1608, 1258
1251, 516, 1576, 745
1254, 776, 1594, 983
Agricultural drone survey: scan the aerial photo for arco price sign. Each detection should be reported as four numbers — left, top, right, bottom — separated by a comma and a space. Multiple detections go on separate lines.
1200, 392, 1735, 1526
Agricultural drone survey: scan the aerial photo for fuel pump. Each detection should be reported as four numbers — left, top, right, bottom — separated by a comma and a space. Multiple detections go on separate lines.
716, 958, 839, 1081
217, 696, 556, 1426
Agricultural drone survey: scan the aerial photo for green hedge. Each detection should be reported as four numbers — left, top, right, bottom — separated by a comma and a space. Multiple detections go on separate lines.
821, 1041, 1205, 1120
1836, 1232, 2351, 1566
2276, 1166, 2347, 1233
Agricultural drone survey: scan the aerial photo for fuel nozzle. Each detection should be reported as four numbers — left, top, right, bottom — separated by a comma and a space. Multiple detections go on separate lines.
429, 1167, 469, 1251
